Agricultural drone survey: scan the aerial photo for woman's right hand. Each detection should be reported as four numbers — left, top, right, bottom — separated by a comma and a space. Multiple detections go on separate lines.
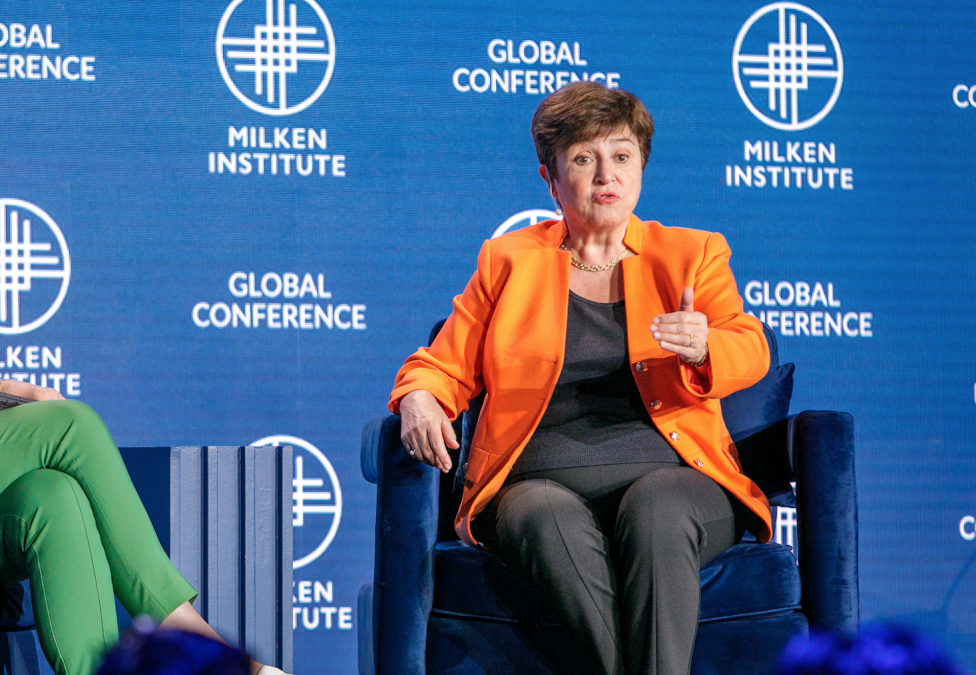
0, 379, 64, 401
399, 390, 459, 473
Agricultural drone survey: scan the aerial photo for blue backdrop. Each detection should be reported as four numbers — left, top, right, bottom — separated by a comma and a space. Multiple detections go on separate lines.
2, 1, 975, 672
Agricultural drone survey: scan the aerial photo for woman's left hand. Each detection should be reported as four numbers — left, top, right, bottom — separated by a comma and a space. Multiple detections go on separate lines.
652, 287, 709, 364
0, 379, 65, 401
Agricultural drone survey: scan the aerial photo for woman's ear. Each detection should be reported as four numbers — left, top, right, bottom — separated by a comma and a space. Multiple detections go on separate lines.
539, 165, 562, 216
539, 166, 557, 197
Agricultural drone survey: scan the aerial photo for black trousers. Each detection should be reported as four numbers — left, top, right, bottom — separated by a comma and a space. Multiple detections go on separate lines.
477, 463, 744, 675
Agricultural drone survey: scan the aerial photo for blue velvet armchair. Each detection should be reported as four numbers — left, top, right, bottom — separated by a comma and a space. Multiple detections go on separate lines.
359, 324, 858, 675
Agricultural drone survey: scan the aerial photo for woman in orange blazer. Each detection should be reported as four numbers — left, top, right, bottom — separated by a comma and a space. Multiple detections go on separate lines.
390, 82, 771, 675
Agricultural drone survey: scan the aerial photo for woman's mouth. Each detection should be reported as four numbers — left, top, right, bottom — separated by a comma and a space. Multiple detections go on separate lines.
593, 192, 619, 205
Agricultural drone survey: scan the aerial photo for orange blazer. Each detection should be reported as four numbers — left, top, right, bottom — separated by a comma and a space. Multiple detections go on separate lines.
390, 215, 773, 546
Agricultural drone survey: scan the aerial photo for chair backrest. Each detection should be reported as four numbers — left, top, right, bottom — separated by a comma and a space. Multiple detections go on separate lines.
720, 324, 797, 507
720, 323, 789, 439
428, 320, 796, 542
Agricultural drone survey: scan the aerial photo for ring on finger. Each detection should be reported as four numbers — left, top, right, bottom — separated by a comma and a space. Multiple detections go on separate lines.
688, 334, 695, 348
407, 447, 417, 457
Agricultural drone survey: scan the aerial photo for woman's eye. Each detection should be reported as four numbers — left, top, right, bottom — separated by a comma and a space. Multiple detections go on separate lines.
616, 154, 630, 162
574, 156, 591, 165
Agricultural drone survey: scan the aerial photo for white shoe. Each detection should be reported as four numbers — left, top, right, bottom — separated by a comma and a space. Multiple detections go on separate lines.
257, 666, 294, 675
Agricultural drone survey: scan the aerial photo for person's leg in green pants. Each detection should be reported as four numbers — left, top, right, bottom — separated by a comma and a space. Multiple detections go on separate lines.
0, 399, 197, 675
0, 469, 117, 675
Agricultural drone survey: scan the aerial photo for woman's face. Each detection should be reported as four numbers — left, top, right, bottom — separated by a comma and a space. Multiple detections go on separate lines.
545, 126, 643, 234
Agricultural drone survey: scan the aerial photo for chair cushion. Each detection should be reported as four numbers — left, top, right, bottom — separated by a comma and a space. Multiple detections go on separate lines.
692, 611, 808, 675
432, 541, 801, 627
428, 616, 597, 675
699, 542, 801, 622
431, 542, 562, 625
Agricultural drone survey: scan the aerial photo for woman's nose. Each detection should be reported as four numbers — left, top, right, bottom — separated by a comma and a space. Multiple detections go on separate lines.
594, 160, 613, 184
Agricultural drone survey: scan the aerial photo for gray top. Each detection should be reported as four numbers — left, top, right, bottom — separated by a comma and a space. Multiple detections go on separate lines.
508, 291, 681, 477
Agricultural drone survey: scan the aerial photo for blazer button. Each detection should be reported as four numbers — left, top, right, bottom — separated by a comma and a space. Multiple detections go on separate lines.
650, 400, 662, 410
670, 431, 680, 442
635, 361, 645, 372
694, 459, 704, 468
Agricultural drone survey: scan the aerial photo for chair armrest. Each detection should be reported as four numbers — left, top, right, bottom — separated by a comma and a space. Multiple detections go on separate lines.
361, 416, 387, 484
791, 410, 859, 632
366, 415, 440, 675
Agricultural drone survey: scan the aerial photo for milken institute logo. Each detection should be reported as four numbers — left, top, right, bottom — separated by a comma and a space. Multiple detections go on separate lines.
253, 435, 342, 568
492, 209, 560, 239
733, 2, 843, 131
0, 199, 70, 335
217, 0, 336, 116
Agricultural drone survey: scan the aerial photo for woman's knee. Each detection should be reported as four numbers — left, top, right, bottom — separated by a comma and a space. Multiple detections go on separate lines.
1, 469, 86, 519
41, 400, 107, 434
34, 400, 117, 464
17, 400, 111, 448
494, 479, 589, 549
616, 468, 707, 540
0, 471, 94, 569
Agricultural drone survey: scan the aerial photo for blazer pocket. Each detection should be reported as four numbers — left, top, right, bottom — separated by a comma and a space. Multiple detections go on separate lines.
721, 440, 743, 473
463, 446, 496, 488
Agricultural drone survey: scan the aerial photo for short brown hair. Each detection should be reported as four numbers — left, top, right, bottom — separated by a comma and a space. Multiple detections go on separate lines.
531, 81, 654, 179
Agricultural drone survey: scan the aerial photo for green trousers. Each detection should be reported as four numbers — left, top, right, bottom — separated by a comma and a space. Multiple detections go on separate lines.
0, 400, 197, 675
